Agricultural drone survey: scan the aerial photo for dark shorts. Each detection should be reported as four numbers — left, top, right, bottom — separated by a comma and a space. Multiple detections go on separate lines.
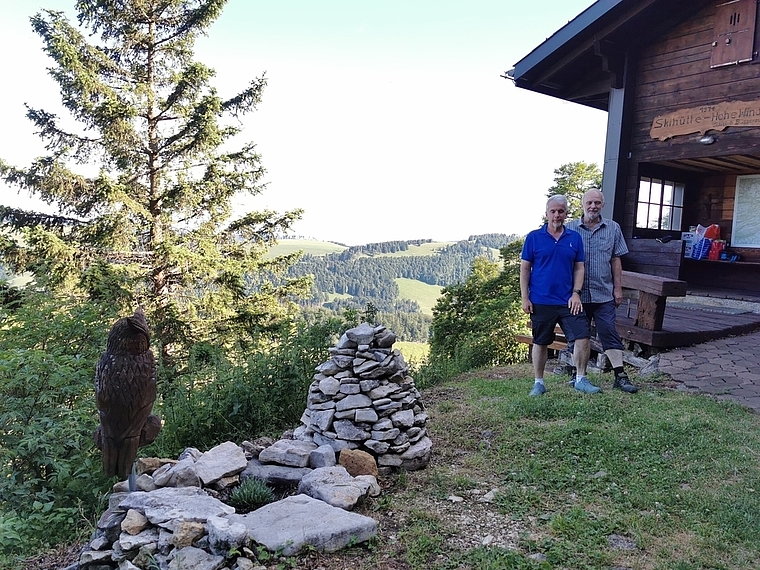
583, 301, 624, 351
530, 304, 590, 346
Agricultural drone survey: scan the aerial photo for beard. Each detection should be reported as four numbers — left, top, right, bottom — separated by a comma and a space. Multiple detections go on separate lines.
584, 211, 601, 222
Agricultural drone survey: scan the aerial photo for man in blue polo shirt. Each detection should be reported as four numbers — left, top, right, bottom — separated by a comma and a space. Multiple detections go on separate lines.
520, 194, 599, 396
567, 189, 638, 393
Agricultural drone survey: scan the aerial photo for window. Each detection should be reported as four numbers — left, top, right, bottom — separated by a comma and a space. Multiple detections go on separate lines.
710, 0, 757, 68
636, 177, 684, 231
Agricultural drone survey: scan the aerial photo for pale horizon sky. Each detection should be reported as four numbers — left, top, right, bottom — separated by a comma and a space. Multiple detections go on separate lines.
0, 0, 606, 246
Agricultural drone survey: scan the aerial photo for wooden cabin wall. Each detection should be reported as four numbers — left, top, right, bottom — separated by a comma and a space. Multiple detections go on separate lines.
621, 0, 760, 264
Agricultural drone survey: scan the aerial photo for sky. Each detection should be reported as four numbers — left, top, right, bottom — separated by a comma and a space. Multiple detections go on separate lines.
0, 0, 607, 246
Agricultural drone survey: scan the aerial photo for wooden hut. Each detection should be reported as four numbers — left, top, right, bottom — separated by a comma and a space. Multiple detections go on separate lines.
509, 0, 760, 349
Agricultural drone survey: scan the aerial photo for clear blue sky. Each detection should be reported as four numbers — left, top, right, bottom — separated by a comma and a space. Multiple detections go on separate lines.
1, 0, 605, 245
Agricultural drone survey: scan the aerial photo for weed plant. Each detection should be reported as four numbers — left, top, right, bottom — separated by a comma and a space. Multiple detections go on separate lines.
227, 478, 275, 512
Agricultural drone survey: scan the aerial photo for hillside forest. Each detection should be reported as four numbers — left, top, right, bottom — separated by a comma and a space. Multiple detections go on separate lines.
278, 233, 521, 342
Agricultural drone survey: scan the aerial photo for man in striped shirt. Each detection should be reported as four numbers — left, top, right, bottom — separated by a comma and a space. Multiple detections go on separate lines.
567, 189, 638, 393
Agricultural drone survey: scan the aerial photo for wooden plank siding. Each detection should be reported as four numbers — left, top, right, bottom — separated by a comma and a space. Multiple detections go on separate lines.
619, 0, 760, 272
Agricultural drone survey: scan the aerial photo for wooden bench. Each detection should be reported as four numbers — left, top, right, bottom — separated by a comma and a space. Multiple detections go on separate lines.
515, 269, 688, 357
623, 238, 684, 279
621, 270, 687, 331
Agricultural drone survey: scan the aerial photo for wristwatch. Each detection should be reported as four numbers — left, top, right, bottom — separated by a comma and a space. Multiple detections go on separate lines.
573, 289, 582, 295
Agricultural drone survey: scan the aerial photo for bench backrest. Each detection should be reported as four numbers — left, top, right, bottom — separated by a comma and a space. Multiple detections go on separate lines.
622, 238, 684, 279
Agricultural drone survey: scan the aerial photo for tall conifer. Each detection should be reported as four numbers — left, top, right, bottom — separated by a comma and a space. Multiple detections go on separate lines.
0, 1, 309, 364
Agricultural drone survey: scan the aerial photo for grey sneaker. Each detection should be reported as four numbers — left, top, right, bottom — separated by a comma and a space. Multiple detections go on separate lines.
529, 383, 547, 397
574, 377, 602, 394
613, 373, 638, 393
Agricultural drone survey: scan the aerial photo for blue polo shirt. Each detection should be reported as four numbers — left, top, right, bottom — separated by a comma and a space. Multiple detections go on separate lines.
521, 225, 584, 305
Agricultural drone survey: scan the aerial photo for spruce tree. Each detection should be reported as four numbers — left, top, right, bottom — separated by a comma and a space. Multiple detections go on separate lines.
0, 0, 308, 365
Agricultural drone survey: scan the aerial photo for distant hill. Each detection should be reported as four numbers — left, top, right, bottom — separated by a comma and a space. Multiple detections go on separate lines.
272, 233, 521, 342
265, 239, 347, 258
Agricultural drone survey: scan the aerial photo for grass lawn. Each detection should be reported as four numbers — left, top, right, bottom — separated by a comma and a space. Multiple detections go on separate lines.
306, 364, 760, 569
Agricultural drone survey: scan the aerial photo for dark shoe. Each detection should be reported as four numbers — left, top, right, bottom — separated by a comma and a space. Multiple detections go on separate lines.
574, 377, 602, 394
613, 373, 638, 393
568, 375, 576, 387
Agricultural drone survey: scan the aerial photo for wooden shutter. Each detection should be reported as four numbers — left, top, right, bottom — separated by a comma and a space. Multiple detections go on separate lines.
711, 0, 757, 68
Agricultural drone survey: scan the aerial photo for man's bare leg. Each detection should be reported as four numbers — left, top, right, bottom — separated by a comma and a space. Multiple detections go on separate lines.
532, 343, 548, 380
573, 337, 590, 377
606, 348, 638, 393
573, 338, 601, 393
530, 343, 549, 396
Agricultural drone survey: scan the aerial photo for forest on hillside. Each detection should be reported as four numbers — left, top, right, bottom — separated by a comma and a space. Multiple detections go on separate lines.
285, 233, 521, 342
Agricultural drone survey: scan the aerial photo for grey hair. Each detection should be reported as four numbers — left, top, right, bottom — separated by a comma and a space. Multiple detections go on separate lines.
546, 194, 568, 210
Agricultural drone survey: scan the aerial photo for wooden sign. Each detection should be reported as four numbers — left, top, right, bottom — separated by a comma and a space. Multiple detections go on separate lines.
650, 99, 760, 140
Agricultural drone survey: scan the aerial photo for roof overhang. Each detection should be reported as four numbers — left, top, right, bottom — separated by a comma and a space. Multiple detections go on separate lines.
508, 0, 714, 111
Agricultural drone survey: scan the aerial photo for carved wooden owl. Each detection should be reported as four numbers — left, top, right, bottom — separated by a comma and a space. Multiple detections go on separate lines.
94, 308, 161, 479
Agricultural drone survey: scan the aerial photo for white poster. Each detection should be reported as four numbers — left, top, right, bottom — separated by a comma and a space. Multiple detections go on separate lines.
733, 175, 760, 247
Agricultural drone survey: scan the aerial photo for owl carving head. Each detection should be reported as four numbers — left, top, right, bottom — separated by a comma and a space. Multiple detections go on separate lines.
106, 307, 151, 354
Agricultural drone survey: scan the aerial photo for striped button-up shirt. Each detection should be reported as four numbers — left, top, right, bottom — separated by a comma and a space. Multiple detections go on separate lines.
566, 216, 628, 303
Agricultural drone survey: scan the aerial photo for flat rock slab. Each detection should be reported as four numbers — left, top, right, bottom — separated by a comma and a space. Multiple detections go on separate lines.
229, 493, 377, 555
118, 486, 234, 530
241, 458, 312, 487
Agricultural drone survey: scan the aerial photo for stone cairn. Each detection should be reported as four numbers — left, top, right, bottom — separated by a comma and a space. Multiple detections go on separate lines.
294, 323, 432, 472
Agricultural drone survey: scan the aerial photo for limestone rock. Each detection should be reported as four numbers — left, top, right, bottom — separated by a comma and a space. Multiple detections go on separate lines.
298, 466, 377, 510
167, 546, 225, 570
121, 509, 149, 535
241, 458, 312, 487
229, 494, 377, 555
194, 441, 248, 485
258, 439, 317, 468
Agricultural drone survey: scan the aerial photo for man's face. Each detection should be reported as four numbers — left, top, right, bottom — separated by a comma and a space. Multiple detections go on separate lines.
583, 192, 604, 222
546, 202, 567, 230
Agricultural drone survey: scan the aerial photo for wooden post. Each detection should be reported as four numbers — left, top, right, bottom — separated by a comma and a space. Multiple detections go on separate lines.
634, 291, 667, 330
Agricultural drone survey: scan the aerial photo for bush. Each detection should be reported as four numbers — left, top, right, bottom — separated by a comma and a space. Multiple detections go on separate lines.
0, 292, 118, 553
149, 315, 348, 457
426, 242, 528, 383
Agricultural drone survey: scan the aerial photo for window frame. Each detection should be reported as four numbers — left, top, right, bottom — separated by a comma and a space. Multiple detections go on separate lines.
635, 175, 686, 237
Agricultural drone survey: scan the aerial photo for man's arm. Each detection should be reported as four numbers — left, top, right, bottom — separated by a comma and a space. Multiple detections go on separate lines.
611, 256, 623, 307
520, 260, 533, 314
569, 260, 584, 315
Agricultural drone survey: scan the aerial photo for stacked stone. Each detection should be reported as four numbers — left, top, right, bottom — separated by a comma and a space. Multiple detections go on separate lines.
296, 323, 432, 471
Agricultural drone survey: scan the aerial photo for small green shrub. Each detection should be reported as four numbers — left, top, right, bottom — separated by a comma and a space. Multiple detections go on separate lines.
151, 315, 347, 456
227, 478, 275, 511
0, 293, 117, 553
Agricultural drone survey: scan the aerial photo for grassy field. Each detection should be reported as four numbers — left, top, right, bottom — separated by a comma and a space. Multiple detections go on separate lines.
19, 363, 760, 569
264, 239, 347, 258
395, 340, 429, 365
395, 277, 442, 315
286, 365, 760, 569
